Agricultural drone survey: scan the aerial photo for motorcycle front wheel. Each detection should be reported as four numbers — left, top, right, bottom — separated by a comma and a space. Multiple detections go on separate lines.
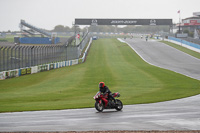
115, 99, 123, 111
95, 101, 104, 112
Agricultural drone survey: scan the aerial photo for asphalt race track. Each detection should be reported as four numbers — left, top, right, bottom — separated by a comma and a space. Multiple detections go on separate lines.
124, 38, 200, 80
0, 38, 200, 131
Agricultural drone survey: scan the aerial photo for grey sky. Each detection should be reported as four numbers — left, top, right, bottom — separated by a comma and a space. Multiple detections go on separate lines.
0, 0, 199, 31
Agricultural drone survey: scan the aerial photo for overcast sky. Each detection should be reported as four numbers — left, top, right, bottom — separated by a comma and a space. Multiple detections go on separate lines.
0, 0, 199, 31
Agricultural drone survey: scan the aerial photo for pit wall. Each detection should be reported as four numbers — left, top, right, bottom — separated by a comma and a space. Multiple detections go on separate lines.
0, 38, 92, 80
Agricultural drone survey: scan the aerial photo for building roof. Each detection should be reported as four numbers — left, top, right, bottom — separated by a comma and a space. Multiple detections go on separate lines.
193, 12, 200, 17
182, 16, 200, 21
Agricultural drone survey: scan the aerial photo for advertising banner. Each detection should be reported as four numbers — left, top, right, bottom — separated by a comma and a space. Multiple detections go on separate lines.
176, 33, 188, 38
31, 66, 38, 74
56, 63, 59, 68
26, 68, 31, 74
62, 61, 65, 67
0, 71, 6, 80
38, 65, 42, 72
49, 63, 55, 70
38, 65, 48, 72
72, 59, 78, 65
66, 61, 69, 66
56, 62, 62, 68
21, 68, 27, 75
42, 65, 48, 72
4, 70, 19, 79
60, 62, 63, 67
52, 63, 56, 69
183, 19, 200, 26
58, 62, 61, 68
75, 19, 173, 25
11, 69, 19, 77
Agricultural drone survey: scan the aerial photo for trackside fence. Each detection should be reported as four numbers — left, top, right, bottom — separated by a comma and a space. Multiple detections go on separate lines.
0, 36, 92, 80
168, 36, 200, 50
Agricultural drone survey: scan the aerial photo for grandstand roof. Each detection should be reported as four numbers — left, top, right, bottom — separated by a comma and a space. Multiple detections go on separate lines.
182, 16, 200, 21
193, 12, 200, 17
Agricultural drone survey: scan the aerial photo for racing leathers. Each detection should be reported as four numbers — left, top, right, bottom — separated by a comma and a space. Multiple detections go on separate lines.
99, 86, 116, 103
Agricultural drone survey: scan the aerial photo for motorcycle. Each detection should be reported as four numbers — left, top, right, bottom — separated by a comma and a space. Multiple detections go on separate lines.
93, 91, 123, 112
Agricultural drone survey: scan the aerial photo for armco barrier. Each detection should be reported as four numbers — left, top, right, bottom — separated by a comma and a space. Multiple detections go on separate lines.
0, 38, 93, 80
80, 37, 92, 63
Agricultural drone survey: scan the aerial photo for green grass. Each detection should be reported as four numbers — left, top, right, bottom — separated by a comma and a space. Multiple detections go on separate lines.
160, 41, 200, 59
0, 38, 200, 113
0, 37, 14, 42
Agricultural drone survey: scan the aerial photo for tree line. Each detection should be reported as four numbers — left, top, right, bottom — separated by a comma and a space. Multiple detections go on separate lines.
52, 25, 170, 33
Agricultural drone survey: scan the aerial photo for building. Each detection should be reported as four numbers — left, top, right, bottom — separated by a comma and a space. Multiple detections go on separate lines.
181, 12, 200, 32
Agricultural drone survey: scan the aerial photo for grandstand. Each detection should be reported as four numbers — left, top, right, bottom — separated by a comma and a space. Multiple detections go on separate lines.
19, 20, 60, 44
20, 20, 51, 37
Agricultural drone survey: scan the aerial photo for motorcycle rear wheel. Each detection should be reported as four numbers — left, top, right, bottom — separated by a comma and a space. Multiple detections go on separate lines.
95, 101, 104, 112
115, 99, 123, 111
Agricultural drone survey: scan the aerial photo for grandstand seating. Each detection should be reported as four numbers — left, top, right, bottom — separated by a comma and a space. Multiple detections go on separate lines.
20, 20, 51, 37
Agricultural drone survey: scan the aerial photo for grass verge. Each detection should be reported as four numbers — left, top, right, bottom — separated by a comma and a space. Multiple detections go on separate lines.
0, 38, 200, 113
160, 41, 200, 59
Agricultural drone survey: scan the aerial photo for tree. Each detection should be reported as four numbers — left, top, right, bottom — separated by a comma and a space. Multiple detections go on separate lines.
53, 25, 65, 32
71, 25, 81, 33
189, 32, 194, 37
183, 29, 189, 34
64, 26, 71, 32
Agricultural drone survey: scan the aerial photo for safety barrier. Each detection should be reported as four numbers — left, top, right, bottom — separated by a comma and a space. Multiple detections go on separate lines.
168, 36, 200, 50
79, 37, 92, 63
0, 38, 92, 80
0, 32, 90, 72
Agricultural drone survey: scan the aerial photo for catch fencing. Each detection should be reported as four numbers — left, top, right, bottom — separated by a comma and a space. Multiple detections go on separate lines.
0, 37, 92, 80
0, 32, 90, 72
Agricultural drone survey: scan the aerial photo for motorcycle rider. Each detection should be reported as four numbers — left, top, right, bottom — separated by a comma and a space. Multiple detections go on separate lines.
99, 82, 116, 103
146, 35, 148, 41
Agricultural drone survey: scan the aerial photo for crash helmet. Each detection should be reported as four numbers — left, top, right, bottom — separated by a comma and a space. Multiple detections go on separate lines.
99, 82, 105, 88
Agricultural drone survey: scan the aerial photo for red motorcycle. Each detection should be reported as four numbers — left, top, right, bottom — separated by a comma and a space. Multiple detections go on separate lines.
93, 91, 123, 112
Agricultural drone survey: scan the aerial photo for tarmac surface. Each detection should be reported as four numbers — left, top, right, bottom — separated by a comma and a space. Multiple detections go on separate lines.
0, 42, 16, 47
124, 38, 200, 80
0, 38, 200, 132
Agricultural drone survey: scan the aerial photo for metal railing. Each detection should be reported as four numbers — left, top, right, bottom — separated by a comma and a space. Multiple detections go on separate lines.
0, 32, 90, 72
